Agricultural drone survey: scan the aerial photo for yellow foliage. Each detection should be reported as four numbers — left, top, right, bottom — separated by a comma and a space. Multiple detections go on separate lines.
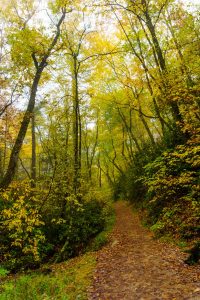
0, 181, 45, 264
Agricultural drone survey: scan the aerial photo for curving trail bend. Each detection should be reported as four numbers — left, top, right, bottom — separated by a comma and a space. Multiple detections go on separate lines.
88, 201, 200, 300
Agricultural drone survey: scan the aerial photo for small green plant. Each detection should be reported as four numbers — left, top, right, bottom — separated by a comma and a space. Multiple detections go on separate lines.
0, 267, 9, 277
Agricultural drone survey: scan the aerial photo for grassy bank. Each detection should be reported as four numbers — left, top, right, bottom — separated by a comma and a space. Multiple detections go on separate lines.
0, 205, 116, 300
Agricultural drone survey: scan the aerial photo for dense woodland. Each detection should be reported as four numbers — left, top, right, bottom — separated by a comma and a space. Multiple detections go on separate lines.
0, 0, 200, 273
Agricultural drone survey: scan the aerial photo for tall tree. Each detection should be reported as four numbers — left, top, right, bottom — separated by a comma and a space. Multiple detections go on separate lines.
0, 6, 67, 189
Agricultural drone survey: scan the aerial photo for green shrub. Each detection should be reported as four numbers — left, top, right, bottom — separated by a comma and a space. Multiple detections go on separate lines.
41, 187, 113, 263
0, 267, 9, 277
0, 178, 113, 271
143, 138, 200, 240
88, 207, 115, 251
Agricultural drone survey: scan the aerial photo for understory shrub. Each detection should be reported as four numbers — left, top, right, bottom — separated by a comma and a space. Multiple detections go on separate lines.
0, 179, 113, 271
0, 181, 45, 271
45, 188, 113, 262
144, 137, 200, 240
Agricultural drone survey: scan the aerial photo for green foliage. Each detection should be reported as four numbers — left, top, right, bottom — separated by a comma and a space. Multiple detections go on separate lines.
0, 175, 113, 272
0, 253, 96, 300
55, 197, 105, 261
143, 137, 200, 240
113, 141, 163, 205
38, 184, 113, 263
0, 268, 9, 277
114, 105, 200, 244
9, 28, 49, 69
48, 0, 72, 14
87, 206, 115, 251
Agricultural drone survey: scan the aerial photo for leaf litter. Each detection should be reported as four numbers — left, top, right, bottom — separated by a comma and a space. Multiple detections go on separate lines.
88, 201, 200, 300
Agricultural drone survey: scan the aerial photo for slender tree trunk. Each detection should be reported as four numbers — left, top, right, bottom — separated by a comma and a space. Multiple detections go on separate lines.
78, 104, 82, 174
0, 71, 41, 189
97, 155, 102, 188
118, 107, 141, 153
89, 119, 99, 180
72, 55, 80, 194
121, 126, 131, 166
0, 148, 3, 180
141, 3, 183, 125
3, 112, 8, 173
99, 167, 102, 188
164, 12, 193, 86
38, 154, 41, 179
142, 7, 166, 71
31, 112, 36, 187
144, 72, 168, 135
139, 109, 156, 146
104, 134, 124, 175
0, 9, 66, 189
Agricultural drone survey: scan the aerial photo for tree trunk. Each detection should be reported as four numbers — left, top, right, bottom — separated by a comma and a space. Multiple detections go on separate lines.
72, 55, 80, 194
0, 148, 3, 180
0, 9, 66, 189
78, 104, 82, 174
3, 112, 8, 174
31, 111, 36, 187
97, 155, 102, 188
143, 6, 183, 127
118, 107, 141, 153
164, 12, 193, 86
142, 7, 166, 71
0, 71, 42, 189
139, 109, 156, 146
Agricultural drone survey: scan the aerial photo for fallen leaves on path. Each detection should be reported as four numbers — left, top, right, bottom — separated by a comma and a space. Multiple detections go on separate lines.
88, 201, 200, 300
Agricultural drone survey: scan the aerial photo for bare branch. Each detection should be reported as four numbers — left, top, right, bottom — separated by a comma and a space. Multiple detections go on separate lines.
78, 49, 125, 64
0, 84, 20, 117
18, 157, 31, 180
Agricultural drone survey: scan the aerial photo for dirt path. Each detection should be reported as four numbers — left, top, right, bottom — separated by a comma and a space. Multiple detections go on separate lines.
88, 201, 200, 300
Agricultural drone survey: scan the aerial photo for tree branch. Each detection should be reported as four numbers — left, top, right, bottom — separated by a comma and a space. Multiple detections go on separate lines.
32, 53, 39, 69
18, 157, 31, 180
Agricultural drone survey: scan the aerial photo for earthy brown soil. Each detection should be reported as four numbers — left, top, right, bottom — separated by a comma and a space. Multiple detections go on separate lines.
88, 201, 200, 300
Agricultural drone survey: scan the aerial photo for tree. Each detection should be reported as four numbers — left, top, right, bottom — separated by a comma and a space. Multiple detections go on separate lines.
0, 5, 67, 189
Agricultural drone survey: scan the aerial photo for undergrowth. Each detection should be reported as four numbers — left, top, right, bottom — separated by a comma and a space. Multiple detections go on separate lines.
0, 198, 116, 300
0, 253, 95, 300
86, 208, 115, 251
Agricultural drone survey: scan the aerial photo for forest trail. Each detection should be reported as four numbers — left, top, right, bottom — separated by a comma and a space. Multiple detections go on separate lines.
88, 201, 200, 300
